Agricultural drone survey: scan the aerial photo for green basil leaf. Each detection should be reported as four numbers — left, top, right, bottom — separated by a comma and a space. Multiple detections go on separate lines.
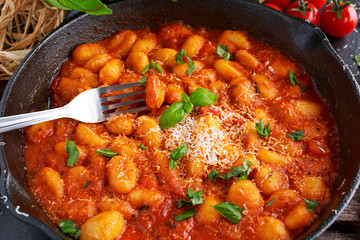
150, 60, 163, 73
175, 49, 196, 75
174, 209, 197, 221
218, 168, 241, 180
236, 159, 254, 180
140, 144, 147, 150
221, 159, 253, 180
66, 139, 80, 167
181, 92, 191, 104
266, 199, 274, 207
303, 199, 318, 212
169, 158, 178, 170
289, 70, 306, 93
95, 149, 118, 158
44, 0, 72, 10
216, 44, 232, 61
159, 102, 187, 129
209, 170, 219, 182
210, 160, 253, 182
175, 49, 186, 64
185, 56, 196, 75
170, 142, 188, 161
212, 202, 243, 224
187, 189, 203, 206
56, 0, 112, 15
190, 88, 219, 106
177, 188, 203, 208
183, 102, 194, 113
177, 199, 191, 208
181, 93, 193, 113
138, 76, 147, 86
169, 143, 187, 170
255, 119, 271, 138
59, 220, 77, 235
288, 130, 305, 141
82, 181, 91, 188
355, 54, 360, 67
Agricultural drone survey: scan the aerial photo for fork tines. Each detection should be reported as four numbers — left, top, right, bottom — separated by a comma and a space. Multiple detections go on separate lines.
98, 82, 147, 118
98, 82, 143, 95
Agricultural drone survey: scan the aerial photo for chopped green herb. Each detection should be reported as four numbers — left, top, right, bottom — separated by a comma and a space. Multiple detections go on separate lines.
175, 49, 196, 75
169, 143, 188, 170
289, 70, 306, 93
355, 54, 360, 67
175, 49, 186, 64
230, 85, 238, 89
44, 0, 112, 15
140, 60, 163, 74
169, 158, 178, 170
266, 199, 274, 207
59, 220, 78, 235
66, 139, 80, 167
138, 76, 147, 86
212, 202, 244, 224
255, 119, 271, 138
58, 220, 82, 238
82, 181, 91, 188
185, 57, 196, 75
209, 159, 253, 182
216, 44, 233, 61
174, 209, 197, 221
288, 130, 305, 141
95, 149, 118, 158
190, 88, 219, 106
177, 189, 203, 208
151, 60, 163, 73
140, 64, 151, 75
303, 199, 318, 212
209, 170, 219, 182
140, 144, 147, 150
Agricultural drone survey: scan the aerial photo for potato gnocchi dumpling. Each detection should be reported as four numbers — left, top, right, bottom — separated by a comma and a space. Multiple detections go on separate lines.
80, 211, 124, 240
25, 22, 339, 240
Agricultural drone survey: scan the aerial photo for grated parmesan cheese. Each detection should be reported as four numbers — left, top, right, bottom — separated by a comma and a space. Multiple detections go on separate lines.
162, 104, 258, 175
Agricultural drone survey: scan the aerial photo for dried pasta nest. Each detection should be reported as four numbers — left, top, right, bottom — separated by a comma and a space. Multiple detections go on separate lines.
0, 0, 64, 80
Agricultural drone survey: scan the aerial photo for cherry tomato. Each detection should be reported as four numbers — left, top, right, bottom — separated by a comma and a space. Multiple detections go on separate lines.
264, 3, 283, 11
307, 0, 327, 10
285, 0, 320, 26
264, 0, 291, 10
320, 1, 358, 37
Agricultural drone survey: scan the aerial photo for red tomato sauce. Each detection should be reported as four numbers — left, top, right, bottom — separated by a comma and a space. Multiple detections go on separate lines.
24, 22, 339, 240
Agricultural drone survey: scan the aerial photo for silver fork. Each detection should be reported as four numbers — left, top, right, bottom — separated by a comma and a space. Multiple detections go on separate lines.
0, 82, 147, 134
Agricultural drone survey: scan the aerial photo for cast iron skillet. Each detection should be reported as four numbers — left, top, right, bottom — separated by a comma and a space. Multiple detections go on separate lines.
0, 0, 359, 239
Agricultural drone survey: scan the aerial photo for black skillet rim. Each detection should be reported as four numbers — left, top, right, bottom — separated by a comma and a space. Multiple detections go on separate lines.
0, 0, 360, 239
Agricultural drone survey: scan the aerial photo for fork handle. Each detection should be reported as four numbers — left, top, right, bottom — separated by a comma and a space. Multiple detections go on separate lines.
0, 105, 70, 134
